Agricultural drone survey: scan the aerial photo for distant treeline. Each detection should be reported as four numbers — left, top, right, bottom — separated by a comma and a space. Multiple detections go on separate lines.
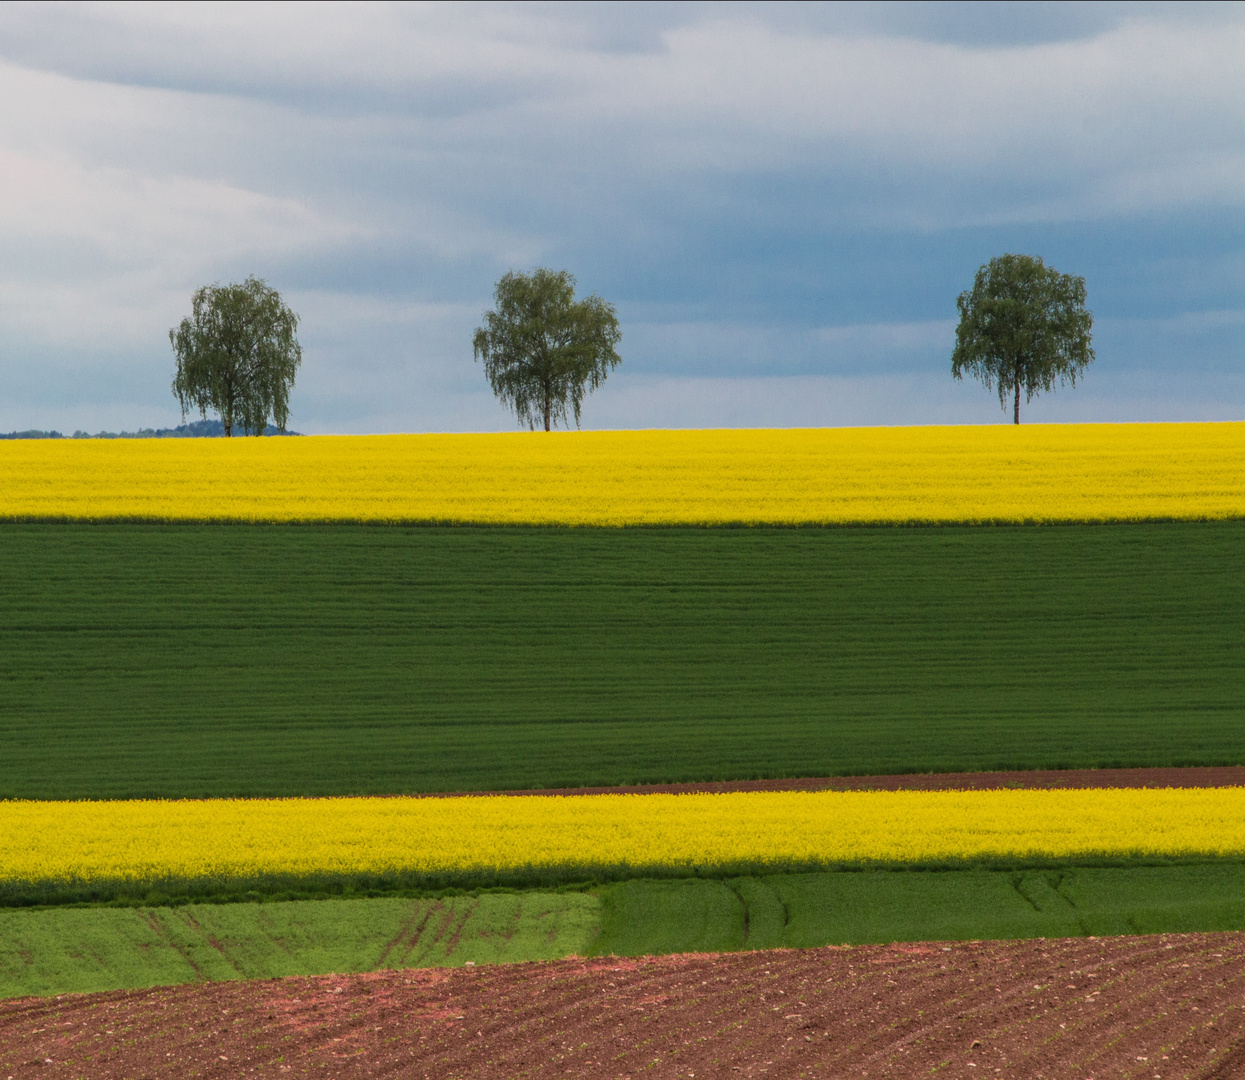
1, 420, 300, 440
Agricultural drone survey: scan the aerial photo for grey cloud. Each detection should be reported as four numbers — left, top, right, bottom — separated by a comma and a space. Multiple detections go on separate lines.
0, 2, 1240, 433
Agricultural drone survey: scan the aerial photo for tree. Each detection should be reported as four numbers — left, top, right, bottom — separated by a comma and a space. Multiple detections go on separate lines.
170, 277, 302, 436
951, 254, 1094, 424
473, 268, 622, 431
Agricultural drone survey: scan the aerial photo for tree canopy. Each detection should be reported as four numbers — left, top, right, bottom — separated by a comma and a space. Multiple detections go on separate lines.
473, 268, 622, 431
951, 254, 1094, 424
170, 277, 302, 437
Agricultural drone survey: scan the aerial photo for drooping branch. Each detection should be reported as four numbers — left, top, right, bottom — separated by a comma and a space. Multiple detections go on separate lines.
473, 269, 622, 432
171, 277, 302, 437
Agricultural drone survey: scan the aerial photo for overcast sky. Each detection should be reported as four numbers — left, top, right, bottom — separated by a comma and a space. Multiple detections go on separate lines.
1, 1, 1242, 433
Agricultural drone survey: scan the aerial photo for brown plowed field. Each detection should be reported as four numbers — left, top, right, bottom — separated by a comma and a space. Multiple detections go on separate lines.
5, 933, 1245, 1079
467, 766, 1245, 798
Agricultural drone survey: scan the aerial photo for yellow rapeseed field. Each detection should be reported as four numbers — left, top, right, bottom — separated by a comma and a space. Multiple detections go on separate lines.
4, 789, 1245, 888
0, 423, 1242, 525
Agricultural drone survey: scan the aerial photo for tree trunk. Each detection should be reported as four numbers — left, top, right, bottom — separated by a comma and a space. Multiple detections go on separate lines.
543, 393, 551, 432
1013, 373, 1020, 425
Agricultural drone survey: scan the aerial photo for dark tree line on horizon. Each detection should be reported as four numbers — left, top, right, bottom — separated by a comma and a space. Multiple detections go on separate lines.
0, 420, 298, 440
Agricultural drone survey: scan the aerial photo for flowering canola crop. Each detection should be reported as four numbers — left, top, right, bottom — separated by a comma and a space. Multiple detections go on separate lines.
1, 423, 1243, 525
4, 788, 1245, 888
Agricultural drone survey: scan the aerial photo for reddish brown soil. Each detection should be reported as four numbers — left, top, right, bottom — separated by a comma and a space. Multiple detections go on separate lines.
469, 765, 1245, 797
6, 933, 1245, 1079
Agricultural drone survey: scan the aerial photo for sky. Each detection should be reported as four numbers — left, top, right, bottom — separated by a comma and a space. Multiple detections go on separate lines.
0, 0, 1242, 434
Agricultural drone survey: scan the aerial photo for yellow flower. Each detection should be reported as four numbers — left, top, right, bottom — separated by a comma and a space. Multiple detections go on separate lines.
4, 788, 1244, 887
1, 423, 1243, 525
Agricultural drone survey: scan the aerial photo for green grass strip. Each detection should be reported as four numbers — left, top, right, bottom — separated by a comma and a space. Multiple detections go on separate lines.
0, 890, 600, 998
1, 522, 1243, 798
7, 854, 1245, 910
597, 865, 1245, 955
9, 865, 1245, 999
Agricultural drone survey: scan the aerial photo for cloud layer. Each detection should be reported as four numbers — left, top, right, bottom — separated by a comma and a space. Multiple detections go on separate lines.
0, 1, 1241, 432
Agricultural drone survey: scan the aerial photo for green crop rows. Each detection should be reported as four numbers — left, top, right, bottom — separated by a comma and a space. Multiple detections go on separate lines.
0, 891, 600, 998
9, 865, 1245, 998
598, 864, 1245, 956
1, 522, 1243, 798
4, 520, 1245, 989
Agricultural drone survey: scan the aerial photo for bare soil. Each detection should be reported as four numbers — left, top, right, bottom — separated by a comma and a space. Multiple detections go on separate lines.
5, 932, 1245, 1079
470, 765, 1245, 797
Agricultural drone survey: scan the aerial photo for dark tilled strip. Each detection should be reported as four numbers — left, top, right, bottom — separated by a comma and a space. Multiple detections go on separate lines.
431, 765, 1245, 798
6, 933, 1245, 1079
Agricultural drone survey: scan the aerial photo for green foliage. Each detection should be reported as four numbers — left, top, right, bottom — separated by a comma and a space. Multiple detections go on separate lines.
2, 421, 300, 439
952, 253, 1094, 423
6, 854, 1241, 911
595, 864, 1245, 957
11, 865, 1245, 997
727, 877, 788, 948
170, 276, 302, 436
775, 863, 1245, 943
0, 430, 66, 439
0, 522, 1242, 799
594, 879, 745, 957
0, 892, 599, 998
473, 268, 621, 430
